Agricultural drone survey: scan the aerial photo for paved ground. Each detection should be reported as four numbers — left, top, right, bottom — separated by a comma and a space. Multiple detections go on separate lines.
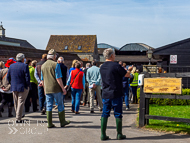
0, 100, 190, 143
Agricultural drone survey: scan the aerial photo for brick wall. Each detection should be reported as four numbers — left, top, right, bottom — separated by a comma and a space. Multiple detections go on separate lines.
0, 56, 41, 63
0, 56, 73, 69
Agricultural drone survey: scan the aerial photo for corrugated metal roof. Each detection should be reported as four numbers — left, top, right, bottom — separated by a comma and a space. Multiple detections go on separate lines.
97, 43, 119, 50
120, 43, 154, 52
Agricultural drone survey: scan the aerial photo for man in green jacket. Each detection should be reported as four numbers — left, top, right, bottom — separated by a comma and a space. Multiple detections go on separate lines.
41, 49, 70, 128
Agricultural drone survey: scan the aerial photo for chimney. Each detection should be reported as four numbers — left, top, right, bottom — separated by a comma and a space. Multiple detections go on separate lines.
0, 22, 5, 38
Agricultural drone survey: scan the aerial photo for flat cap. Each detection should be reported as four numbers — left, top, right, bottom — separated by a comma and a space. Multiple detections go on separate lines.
48, 49, 56, 55
16, 53, 25, 61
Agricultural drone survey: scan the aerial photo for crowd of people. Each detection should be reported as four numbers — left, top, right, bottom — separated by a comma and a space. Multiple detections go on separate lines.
0, 48, 140, 140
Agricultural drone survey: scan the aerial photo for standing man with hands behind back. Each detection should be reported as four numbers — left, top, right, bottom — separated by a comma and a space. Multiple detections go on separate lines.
41, 49, 70, 128
100, 48, 133, 140
86, 60, 103, 113
7, 53, 30, 123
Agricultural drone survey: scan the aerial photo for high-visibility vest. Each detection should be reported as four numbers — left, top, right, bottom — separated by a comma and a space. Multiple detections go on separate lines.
130, 72, 139, 86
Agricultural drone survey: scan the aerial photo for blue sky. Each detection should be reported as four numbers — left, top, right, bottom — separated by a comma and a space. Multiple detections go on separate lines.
0, 0, 190, 49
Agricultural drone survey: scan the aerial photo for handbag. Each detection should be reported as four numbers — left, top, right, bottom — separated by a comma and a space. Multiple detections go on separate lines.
66, 71, 80, 92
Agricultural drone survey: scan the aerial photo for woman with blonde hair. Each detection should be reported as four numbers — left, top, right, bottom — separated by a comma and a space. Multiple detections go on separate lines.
69, 59, 82, 74
130, 66, 139, 104
72, 60, 78, 68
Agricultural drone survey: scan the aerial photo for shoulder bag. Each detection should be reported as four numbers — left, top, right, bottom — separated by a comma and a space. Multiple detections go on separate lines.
66, 71, 80, 92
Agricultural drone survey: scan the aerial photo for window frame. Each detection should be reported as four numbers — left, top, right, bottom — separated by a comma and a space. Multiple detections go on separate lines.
64, 45, 68, 50
78, 45, 82, 50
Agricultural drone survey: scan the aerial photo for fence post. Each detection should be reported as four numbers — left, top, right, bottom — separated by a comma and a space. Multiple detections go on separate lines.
139, 86, 146, 127
145, 98, 149, 125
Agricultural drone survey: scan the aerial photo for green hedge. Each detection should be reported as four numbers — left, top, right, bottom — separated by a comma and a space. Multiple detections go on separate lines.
137, 88, 190, 105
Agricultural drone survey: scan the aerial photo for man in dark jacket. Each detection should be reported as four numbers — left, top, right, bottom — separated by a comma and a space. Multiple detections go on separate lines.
7, 53, 30, 123
57, 56, 68, 101
82, 63, 91, 106
35, 54, 47, 115
57, 57, 68, 87
100, 48, 132, 140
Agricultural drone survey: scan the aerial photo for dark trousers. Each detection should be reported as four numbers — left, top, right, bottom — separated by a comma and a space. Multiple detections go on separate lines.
101, 97, 123, 118
38, 86, 46, 111
25, 82, 38, 112
0, 93, 2, 102
123, 85, 129, 107
131, 86, 138, 103
0, 93, 13, 109
83, 83, 89, 104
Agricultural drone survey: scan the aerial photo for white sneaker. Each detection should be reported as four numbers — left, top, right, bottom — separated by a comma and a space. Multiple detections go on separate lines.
126, 107, 129, 111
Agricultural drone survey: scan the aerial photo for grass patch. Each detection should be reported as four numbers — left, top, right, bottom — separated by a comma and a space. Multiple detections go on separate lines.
141, 104, 190, 134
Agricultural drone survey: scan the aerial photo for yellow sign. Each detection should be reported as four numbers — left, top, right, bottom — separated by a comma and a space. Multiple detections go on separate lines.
144, 78, 182, 94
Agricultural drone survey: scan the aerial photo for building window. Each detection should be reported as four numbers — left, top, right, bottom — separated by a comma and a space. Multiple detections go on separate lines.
78, 46, 82, 50
64, 46, 68, 50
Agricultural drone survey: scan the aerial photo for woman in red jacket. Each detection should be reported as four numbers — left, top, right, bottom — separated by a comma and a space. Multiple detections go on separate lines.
65, 62, 85, 114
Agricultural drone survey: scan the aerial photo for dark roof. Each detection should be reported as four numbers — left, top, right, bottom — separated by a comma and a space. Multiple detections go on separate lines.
98, 48, 106, 55
0, 36, 35, 49
46, 35, 97, 53
97, 43, 119, 55
97, 43, 119, 50
115, 55, 157, 62
0, 44, 81, 60
153, 37, 190, 54
120, 43, 153, 52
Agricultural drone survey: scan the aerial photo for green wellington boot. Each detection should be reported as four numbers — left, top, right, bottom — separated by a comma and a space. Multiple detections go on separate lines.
100, 117, 109, 141
58, 110, 70, 127
46, 111, 55, 128
116, 118, 126, 140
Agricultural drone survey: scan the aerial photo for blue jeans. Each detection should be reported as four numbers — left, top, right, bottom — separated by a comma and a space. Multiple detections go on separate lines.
54, 95, 65, 106
71, 88, 82, 112
54, 98, 58, 106
46, 92, 64, 112
123, 86, 129, 107
38, 86, 46, 111
101, 97, 123, 118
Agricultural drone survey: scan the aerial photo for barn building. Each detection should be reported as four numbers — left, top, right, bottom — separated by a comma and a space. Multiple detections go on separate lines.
46, 35, 99, 62
115, 43, 157, 66
153, 38, 190, 88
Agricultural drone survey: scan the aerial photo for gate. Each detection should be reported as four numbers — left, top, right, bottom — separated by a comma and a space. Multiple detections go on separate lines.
139, 72, 190, 127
